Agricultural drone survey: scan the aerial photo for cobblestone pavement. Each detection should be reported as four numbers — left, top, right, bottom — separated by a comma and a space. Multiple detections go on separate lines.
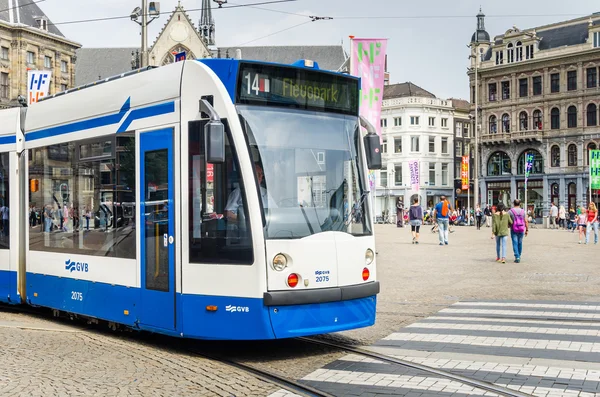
2, 225, 600, 396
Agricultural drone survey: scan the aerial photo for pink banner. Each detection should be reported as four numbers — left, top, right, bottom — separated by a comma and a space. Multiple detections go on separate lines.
408, 160, 419, 192
350, 38, 388, 138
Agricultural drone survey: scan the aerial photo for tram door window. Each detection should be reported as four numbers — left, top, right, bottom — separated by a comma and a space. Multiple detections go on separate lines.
188, 119, 253, 265
0, 152, 8, 249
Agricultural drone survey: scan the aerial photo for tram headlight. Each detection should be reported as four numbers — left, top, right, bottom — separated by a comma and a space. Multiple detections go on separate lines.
272, 254, 288, 271
365, 249, 374, 266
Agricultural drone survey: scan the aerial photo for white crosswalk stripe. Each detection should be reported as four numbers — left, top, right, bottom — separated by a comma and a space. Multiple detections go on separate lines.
427, 315, 600, 327
453, 301, 600, 311
406, 321, 600, 336
439, 307, 600, 319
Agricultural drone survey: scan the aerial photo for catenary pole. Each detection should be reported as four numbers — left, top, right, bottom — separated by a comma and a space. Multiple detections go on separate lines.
141, 0, 148, 67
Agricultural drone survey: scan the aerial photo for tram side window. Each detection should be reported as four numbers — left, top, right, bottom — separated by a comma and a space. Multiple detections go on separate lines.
0, 152, 9, 249
188, 119, 253, 265
28, 134, 136, 258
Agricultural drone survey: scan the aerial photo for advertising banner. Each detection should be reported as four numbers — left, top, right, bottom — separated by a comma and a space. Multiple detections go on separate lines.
350, 38, 388, 139
27, 70, 52, 105
461, 156, 469, 190
524, 152, 534, 184
408, 160, 419, 191
590, 150, 600, 189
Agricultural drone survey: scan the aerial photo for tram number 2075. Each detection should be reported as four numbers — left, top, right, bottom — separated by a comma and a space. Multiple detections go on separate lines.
315, 270, 330, 283
71, 291, 83, 301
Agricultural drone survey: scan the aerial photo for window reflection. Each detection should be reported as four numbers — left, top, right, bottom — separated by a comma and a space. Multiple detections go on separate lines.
28, 134, 136, 258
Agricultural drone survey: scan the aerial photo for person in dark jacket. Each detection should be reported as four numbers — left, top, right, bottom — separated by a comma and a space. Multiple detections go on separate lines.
396, 198, 404, 228
409, 197, 423, 244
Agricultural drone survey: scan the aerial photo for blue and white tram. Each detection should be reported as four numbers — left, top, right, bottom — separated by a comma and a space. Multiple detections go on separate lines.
0, 58, 381, 340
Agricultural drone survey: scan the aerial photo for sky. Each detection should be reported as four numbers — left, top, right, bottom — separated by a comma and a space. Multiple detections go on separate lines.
37, 0, 600, 99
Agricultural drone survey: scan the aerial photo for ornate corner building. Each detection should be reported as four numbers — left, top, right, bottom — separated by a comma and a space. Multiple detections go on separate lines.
468, 10, 600, 219
0, 0, 80, 108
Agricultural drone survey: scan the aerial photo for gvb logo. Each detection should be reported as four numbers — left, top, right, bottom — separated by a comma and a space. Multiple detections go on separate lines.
225, 305, 250, 313
65, 259, 89, 273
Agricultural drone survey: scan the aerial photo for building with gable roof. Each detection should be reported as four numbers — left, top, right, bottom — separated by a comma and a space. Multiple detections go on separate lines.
0, 0, 80, 108
468, 10, 600, 220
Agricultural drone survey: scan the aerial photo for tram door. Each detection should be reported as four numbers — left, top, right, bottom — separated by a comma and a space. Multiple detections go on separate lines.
139, 128, 176, 330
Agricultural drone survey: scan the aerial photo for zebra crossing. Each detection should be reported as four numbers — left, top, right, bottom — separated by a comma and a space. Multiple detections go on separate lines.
269, 300, 600, 397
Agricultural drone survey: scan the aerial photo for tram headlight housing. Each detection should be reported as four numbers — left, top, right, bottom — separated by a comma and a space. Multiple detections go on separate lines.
365, 249, 374, 266
272, 254, 288, 271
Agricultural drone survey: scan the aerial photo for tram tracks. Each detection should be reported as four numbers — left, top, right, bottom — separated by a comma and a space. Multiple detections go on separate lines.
299, 337, 533, 397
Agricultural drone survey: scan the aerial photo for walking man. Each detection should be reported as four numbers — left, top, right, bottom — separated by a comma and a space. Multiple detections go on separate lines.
433, 195, 452, 246
550, 202, 558, 229
484, 204, 492, 227
508, 199, 528, 263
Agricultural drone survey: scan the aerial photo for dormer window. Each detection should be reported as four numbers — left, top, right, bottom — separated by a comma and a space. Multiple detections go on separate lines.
515, 41, 523, 62
36, 17, 48, 31
507, 43, 514, 63
594, 32, 600, 48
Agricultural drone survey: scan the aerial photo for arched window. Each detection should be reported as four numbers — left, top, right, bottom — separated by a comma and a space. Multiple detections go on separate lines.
517, 149, 543, 175
488, 151, 512, 176
568, 183, 576, 210
502, 113, 510, 133
515, 41, 523, 61
568, 144, 577, 166
567, 105, 577, 128
507, 43, 514, 64
489, 115, 497, 134
519, 111, 528, 131
551, 107, 560, 129
533, 110, 542, 130
551, 145, 560, 167
587, 103, 597, 126
587, 142, 597, 165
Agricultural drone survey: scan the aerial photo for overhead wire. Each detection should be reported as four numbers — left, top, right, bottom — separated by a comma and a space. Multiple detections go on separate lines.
0, 0, 46, 14
234, 20, 313, 47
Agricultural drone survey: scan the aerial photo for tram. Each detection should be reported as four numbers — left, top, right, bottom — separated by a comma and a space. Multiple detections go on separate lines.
0, 58, 381, 340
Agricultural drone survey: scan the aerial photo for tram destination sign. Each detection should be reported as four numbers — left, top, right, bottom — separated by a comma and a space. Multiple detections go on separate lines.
236, 62, 359, 115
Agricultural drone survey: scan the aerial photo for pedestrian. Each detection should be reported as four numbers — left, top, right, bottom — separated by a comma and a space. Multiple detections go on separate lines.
408, 197, 423, 244
433, 195, 452, 246
475, 204, 483, 230
508, 199, 528, 263
568, 207, 576, 232
550, 202, 558, 229
492, 202, 510, 263
578, 206, 587, 244
559, 205, 566, 229
586, 202, 598, 245
484, 204, 492, 227
396, 198, 404, 228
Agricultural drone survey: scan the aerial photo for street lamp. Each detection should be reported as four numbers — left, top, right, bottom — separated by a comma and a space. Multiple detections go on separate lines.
131, 1, 161, 68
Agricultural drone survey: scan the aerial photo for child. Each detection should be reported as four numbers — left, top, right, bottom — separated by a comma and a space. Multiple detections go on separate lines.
578, 206, 587, 244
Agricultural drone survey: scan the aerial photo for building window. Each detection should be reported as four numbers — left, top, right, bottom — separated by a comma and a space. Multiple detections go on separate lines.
429, 163, 435, 186
567, 105, 577, 128
26, 51, 35, 64
567, 70, 577, 91
429, 136, 435, 153
44, 56, 52, 68
428, 117, 435, 126
455, 141, 462, 156
495, 51, 504, 65
394, 138, 402, 153
464, 123, 470, 138
595, 32, 600, 48
441, 118, 448, 127
515, 42, 523, 62
587, 142, 597, 166
489, 115, 497, 134
502, 113, 510, 133
568, 144, 577, 166
488, 83, 497, 101
532, 110, 542, 130
525, 44, 534, 60
532, 76, 542, 95
518, 111, 528, 131
380, 118, 387, 128
551, 73, 560, 93
442, 137, 448, 154
381, 140, 388, 154
519, 78, 528, 97
507, 43, 514, 63
587, 103, 597, 126
517, 149, 543, 175
61, 60, 68, 73
455, 121, 462, 137
60, 84, 68, 92
501, 81, 510, 100
551, 145, 560, 167
487, 151, 511, 176
587, 67, 597, 88
441, 163, 448, 186
394, 117, 401, 126
0, 46, 8, 60
394, 165, 402, 186
551, 107, 560, 129
410, 116, 419, 125
411, 136, 420, 152
379, 171, 388, 187
0, 72, 8, 99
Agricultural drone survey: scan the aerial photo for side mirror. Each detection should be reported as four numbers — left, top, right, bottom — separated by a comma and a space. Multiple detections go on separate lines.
205, 120, 225, 163
363, 133, 382, 170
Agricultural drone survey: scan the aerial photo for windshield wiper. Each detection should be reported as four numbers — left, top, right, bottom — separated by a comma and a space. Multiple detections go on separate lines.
299, 204, 315, 235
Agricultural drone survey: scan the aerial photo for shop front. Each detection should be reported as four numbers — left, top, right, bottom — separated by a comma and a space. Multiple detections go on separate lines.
486, 181, 511, 207
517, 179, 543, 221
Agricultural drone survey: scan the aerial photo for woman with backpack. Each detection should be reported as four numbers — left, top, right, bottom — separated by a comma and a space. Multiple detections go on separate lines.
508, 199, 528, 263
492, 202, 510, 263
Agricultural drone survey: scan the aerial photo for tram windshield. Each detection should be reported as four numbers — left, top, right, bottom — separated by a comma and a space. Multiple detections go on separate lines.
237, 105, 372, 239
